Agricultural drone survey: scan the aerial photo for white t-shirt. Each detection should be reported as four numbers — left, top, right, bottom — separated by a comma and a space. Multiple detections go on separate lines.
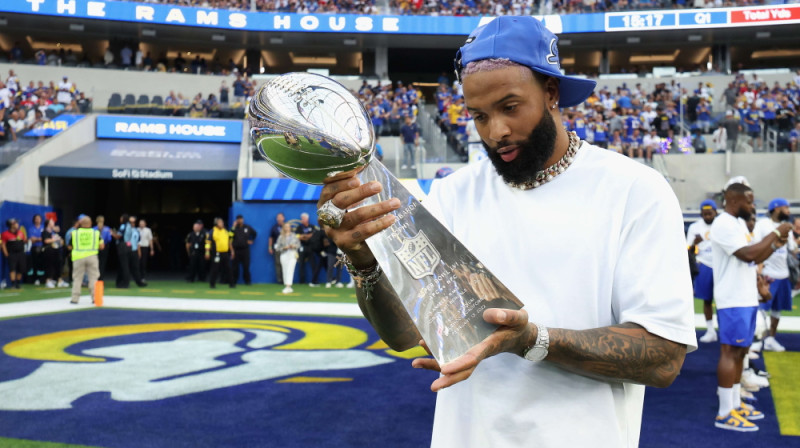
686, 219, 713, 267
57, 81, 73, 104
138, 227, 153, 248
423, 143, 696, 448
753, 218, 797, 280
710, 212, 757, 309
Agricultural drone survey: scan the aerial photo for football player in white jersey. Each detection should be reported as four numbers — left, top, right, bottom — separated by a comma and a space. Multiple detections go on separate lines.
688, 199, 718, 342
752, 198, 797, 352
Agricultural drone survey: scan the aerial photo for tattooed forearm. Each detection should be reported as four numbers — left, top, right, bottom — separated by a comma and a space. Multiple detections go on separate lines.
546, 323, 687, 388
356, 274, 420, 351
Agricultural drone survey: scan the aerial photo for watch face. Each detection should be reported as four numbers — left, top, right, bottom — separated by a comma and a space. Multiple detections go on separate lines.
524, 346, 547, 362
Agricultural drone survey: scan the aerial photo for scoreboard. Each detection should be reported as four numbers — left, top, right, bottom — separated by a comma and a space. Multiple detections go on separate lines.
606, 5, 800, 32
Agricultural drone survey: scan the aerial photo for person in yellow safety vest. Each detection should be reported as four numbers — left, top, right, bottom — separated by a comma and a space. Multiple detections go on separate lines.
205, 217, 235, 289
68, 215, 104, 305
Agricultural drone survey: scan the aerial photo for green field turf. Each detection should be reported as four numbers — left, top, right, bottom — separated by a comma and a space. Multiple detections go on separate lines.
0, 281, 358, 305
694, 296, 800, 317
0, 437, 98, 448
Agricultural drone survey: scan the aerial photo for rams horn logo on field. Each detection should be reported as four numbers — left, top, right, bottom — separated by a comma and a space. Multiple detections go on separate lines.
0, 320, 425, 411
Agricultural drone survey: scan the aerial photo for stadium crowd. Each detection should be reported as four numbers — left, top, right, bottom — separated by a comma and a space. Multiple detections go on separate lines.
0, 69, 92, 148
433, 71, 800, 161
107, 0, 769, 14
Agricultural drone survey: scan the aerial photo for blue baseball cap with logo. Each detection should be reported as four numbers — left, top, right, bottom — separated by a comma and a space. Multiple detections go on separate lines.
700, 200, 717, 211
768, 198, 789, 212
454, 16, 596, 108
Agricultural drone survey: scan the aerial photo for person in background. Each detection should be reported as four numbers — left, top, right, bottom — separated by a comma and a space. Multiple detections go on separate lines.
41, 218, 64, 289
138, 219, 154, 282
323, 233, 343, 288
231, 214, 257, 285
95, 215, 112, 281
28, 214, 45, 286
68, 216, 103, 305
205, 217, 235, 289
275, 222, 300, 294
185, 220, 206, 283
268, 213, 285, 284
1, 219, 27, 289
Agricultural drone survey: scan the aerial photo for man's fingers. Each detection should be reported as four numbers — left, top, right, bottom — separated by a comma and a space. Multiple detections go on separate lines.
431, 368, 476, 392
333, 214, 396, 247
439, 351, 481, 375
411, 358, 440, 372
317, 176, 362, 207
483, 308, 529, 327
341, 198, 401, 229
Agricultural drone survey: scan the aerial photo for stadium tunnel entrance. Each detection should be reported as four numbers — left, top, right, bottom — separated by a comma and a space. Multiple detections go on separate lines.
44, 177, 234, 278
40, 137, 240, 278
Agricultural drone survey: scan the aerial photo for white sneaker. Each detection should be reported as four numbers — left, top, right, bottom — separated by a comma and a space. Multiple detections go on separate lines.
309, 283, 318, 287
742, 369, 770, 388
763, 336, 786, 352
411, 165, 416, 169
57, 280, 69, 287
34, 280, 41, 286
325, 282, 332, 288
346, 281, 354, 288
401, 164, 408, 169
46, 280, 56, 289
747, 351, 760, 360
335, 282, 344, 288
281, 286, 293, 294
750, 341, 762, 352
699, 331, 717, 343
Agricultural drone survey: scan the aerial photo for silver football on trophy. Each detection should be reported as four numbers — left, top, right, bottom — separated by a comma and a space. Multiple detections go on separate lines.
249, 72, 375, 184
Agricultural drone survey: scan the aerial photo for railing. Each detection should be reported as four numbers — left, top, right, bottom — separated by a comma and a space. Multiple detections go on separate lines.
417, 105, 450, 163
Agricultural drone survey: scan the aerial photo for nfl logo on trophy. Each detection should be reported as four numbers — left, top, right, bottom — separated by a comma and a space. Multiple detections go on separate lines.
393, 231, 441, 280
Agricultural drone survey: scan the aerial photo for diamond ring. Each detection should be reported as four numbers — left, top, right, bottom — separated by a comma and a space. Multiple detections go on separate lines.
317, 200, 347, 228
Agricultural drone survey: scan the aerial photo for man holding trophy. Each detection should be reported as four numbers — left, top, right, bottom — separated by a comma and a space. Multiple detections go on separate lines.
250, 16, 696, 448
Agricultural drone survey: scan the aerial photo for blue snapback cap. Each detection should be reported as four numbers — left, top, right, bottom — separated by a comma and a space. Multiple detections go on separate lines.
454, 16, 596, 108
768, 198, 789, 212
700, 200, 717, 211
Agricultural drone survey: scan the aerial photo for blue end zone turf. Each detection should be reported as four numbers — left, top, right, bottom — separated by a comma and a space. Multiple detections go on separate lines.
0, 309, 438, 448
1, 311, 799, 448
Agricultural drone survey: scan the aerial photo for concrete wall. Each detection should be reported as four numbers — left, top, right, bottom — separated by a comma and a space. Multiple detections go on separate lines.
661, 152, 800, 210
0, 114, 97, 205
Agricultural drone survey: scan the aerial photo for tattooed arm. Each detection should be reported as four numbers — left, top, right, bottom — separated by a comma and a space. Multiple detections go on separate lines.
546, 323, 687, 388
356, 275, 421, 352
413, 310, 687, 392
316, 172, 420, 352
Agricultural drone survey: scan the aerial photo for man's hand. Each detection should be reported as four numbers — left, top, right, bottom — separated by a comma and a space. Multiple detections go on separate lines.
777, 222, 792, 239
317, 170, 401, 268
205, 253, 210, 260
412, 308, 533, 392
692, 235, 703, 246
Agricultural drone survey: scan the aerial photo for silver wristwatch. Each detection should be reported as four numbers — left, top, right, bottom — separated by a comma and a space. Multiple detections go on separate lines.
523, 323, 549, 362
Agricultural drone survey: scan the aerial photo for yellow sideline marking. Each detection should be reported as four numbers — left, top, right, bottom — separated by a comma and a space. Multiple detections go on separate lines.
206, 291, 229, 294
277, 376, 352, 383
239, 291, 265, 296
311, 293, 339, 298
139, 289, 162, 293
170, 290, 196, 293
367, 340, 389, 350
764, 351, 800, 436
386, 346, 428, 359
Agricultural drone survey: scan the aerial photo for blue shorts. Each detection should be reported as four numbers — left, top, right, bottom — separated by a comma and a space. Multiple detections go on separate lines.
693, 263, 713, 302
760, 277, 793, 312
718, 306, 758, 347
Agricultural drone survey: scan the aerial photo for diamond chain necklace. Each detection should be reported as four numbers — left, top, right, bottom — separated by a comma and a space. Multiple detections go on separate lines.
507, 130, 581, 191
